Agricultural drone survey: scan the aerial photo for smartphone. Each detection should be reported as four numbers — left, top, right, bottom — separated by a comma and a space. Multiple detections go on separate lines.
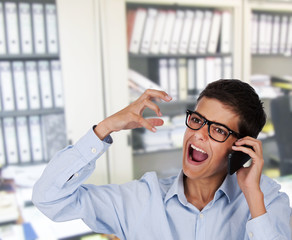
228, 145, 253, 175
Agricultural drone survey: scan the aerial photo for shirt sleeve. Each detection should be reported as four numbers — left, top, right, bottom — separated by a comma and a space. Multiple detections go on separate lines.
245, 191, 291, 240
32, 127, 127, 238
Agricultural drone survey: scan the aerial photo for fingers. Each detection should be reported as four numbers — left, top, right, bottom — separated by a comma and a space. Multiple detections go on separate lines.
140, 89, 172, 103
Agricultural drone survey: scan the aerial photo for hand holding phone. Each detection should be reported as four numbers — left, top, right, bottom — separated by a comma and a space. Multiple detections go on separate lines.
228, 145, 254, 175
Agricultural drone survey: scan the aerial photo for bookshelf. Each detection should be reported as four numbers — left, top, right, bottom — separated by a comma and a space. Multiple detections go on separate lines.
0, 0, 67, 168
243, 0, 292, 177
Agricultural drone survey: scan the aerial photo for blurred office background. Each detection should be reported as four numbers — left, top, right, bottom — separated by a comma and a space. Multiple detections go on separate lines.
0, 0, 292, 239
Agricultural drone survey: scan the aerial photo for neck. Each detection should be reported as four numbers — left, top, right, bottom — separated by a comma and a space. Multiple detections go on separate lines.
183, 173, 226, 211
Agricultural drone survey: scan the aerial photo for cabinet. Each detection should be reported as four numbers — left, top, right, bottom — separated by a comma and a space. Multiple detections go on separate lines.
0, 0, 66, 168
243, 1, 292, 177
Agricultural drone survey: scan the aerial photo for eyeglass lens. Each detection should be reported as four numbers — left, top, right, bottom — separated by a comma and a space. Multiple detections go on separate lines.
187, 112, 230, 142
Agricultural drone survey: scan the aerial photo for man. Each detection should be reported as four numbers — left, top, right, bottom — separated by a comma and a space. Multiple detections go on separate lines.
33, 79, 291, 239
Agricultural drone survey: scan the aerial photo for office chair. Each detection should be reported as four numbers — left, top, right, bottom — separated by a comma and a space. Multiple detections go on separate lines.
271, 94, 292, 176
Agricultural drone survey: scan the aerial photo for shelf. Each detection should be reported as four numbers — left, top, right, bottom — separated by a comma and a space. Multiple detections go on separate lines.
0, 108, 64, 118
0, 54, 60, 61
129, 53, 232, 58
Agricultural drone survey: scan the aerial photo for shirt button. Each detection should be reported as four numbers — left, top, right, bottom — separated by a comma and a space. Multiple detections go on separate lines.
249, 232, 253, 238
199, 213, 204, 219
91, 147, 97, 153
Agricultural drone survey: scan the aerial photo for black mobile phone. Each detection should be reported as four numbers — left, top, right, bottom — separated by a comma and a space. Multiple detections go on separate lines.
228, 145, 253, 175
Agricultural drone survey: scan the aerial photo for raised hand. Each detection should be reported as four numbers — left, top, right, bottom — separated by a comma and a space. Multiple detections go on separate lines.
94, 89, 172, 140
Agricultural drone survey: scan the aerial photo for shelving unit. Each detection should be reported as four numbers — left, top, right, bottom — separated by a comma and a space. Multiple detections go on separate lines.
0, 0, 67, 167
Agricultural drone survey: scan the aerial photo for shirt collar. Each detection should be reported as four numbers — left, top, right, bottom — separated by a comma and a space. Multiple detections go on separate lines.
164, 169, 241, 205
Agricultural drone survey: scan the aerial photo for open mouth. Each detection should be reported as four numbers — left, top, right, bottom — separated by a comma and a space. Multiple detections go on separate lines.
188, 144, 209, 162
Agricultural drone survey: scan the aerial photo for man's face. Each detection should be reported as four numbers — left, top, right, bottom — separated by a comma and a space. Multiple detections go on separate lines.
182, 97, 240, 181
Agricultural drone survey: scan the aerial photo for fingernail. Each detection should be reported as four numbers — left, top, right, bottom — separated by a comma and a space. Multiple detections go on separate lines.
158, 111, 162, 117
152, 127, 157, 132
165, 95, 172, 101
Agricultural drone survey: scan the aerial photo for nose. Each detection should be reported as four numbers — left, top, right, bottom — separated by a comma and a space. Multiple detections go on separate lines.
192, 123, 209, 141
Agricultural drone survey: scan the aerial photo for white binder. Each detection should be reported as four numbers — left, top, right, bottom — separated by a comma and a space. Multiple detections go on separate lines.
258, 14, 267, 54
38, 61, 53, 108
271, 15, 280, 54
29, 116, 43, 162
169, 10, 184, 54
265, 15, 272, 54
150, 10, 166, 54
16, 117, 31, 163
168, 58, 178, 100
286, 16, 292, 55
196, 58, 206, 91
220, 11, 232, 54
223, 57, 232, 78
140, 8, 157, 54
51, 60, 64, 107
32, 3, 46, 54
129, 8, 147, 54
19, 3, 33, 54
158, 59, 169, 92
251, 13, 259, 54
178, 10, 194, 54
12, 61, 28, 110
25, 61, 41, 109
0, 62, 15, 111
214, 57, 222, 81
189, 10, 204, 54
5, 2, 20, 54
3, 118, 18, 164
160, 10, 176, 54
208, 11, 222, 54
279, 15, 288, 54
0, 120, 5, 166
198, 10, 213, 54
45, 4, 59, 54
0, 3, 7, 54
205, 58, 215, 85
187, 59, 196, 96
178, 58, 187, 100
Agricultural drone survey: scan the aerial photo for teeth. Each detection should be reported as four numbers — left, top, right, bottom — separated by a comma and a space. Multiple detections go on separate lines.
191, 144, 207, 154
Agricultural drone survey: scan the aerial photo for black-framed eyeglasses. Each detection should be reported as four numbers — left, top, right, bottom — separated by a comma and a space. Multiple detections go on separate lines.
185, 110, 242, 143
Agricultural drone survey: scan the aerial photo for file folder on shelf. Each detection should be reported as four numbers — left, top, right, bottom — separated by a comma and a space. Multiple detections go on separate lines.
32, 3, 46, 54
19, 3, 33, 54
168, 58, 178, 100
45, 4, 59, 54
140, 8, 157, 54
3, 117, 18, 164
158, 59, 169, 92
178, 10, 194, 54
178, 58, 187, 100
29, 115, 43, 162
160, 10, 176, 54
5, 2, 20, 54
129, 8, 147, 54
0, 3, 7, 54
189, 10, 204, 54
187, 59, 196, 96
220, 11, 232, 54
279, 15, 288, 54
208, 11, 222, 54
0, 120, 5, 166
51, 61, 64, 108
196, 58, 206, 91
198, 10, 212, 54
169, 10, 184, 54
16, 116, 31, 163
251, 13, 259, 54
38, 61, 53, 108
25, 61, 41, 110
12, 61, 28, 111
271, 15, 280, 54
0, 62, 15, 111
150, 10, 166, 54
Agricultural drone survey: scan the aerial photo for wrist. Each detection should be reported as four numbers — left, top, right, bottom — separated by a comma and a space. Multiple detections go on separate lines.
243, 189, 266, 219
94, 120, 112, 140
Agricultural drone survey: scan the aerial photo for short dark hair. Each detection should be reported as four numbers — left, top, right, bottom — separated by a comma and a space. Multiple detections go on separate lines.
197, 79, 266, 138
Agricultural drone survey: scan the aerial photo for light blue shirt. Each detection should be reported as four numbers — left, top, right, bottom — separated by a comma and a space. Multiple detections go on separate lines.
32, 128, 291, 240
